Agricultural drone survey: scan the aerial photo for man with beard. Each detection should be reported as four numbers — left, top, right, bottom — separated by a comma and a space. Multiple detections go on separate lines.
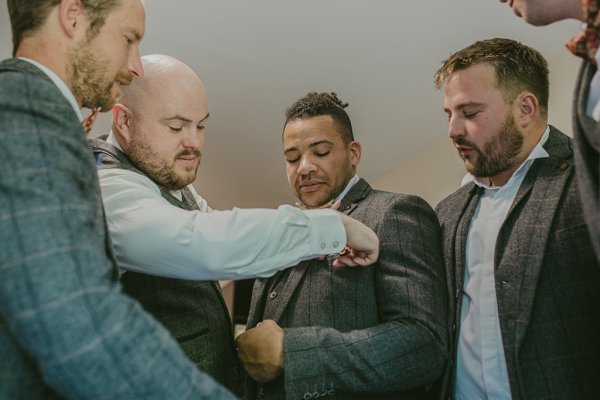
89, 56, 381, 397
235, 92, 448, 400
497, 0, 600, 265
0, 1, 236, 399
433, 38, 600, 400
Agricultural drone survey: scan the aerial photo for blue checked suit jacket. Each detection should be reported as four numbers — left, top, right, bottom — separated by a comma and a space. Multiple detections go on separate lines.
0, 58, 236, 399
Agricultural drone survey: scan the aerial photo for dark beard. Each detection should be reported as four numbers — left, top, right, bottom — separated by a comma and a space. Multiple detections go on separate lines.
127, 136, 200, 191
459, 114, 524, 179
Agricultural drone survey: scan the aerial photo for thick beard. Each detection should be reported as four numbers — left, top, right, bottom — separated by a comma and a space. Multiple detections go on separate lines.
127, 135, 201, 191
462, 114, 524, 179
66, 35, 124, 111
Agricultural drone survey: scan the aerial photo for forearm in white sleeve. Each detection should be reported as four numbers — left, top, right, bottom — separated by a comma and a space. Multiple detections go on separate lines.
98, 169, 346, 280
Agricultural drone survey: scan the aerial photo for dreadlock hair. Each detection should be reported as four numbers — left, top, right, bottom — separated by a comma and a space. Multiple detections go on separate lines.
285, 92, 354, 145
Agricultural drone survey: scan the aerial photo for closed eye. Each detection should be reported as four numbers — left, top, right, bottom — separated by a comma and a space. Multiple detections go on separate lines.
169, 126, 183, 132
315, 151, 330, 157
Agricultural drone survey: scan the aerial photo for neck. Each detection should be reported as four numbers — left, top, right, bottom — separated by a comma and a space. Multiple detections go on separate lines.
16, 35, 70, 90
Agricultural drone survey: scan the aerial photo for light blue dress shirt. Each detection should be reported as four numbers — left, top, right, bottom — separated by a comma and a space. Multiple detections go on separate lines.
454, 127, 550, 400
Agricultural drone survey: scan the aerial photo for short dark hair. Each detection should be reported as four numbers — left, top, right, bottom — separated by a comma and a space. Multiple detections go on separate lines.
434, 38, 549, 118
8, 0, 121, 56
285, 92, 354, 144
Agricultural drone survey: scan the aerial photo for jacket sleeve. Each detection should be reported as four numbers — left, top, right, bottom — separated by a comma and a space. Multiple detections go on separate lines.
282, 194, 448, 398
0, 67, 236, 399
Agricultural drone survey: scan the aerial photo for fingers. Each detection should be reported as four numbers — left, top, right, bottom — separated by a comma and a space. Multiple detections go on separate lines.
330, 200, 342, 210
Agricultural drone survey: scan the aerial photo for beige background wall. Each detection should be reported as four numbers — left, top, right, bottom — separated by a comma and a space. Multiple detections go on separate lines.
372, 52, 582, 208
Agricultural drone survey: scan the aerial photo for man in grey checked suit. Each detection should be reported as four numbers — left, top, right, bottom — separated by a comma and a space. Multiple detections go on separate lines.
236, 92, 448, 400
0, 0, 237, 398
434, 38, 600, 399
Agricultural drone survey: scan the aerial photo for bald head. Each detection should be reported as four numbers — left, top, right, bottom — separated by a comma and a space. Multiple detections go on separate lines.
119, 54, 207, 115
111, 54, 209, 191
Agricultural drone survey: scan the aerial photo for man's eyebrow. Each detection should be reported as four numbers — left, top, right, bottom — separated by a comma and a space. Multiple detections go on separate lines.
444, 101, 485, 114
284, 139, 333, 154
160, 113, 210, 125
161, 115, 193, 124
128, 29, 143, 41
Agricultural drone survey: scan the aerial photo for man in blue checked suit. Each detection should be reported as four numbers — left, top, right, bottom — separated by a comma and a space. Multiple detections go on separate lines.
0, 0, 236, 398
237, 92, 448, 400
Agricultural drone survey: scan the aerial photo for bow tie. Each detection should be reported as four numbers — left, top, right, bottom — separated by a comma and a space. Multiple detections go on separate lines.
81, 107, 101, 134
566, 0, 600, 65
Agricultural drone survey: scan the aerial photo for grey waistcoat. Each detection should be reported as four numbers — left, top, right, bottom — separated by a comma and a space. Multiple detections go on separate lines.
89, 136, 243, 396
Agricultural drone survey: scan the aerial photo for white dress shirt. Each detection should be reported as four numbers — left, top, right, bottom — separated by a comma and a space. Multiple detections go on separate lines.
454, 127, 550, 400
586, 49, 600, 121
97, 133, 346, 281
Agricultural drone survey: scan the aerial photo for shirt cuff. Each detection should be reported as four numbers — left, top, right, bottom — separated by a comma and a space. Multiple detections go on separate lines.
303, 208, 346, 255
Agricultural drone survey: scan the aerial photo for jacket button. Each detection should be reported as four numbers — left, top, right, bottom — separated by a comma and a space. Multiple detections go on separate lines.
233, 366, 239, 374
269, 291, 277, 299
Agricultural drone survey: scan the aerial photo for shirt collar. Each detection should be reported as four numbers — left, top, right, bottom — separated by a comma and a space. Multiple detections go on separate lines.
461, 126, 551, 189
18, 57, 83, 121
333, 174, 360, 204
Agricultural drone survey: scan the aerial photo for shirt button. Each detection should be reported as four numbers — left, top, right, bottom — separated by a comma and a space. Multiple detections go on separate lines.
320, 242, 327, 250
332, 240, 339, 248
269, 291, 277, 299
233, 366, 239, 374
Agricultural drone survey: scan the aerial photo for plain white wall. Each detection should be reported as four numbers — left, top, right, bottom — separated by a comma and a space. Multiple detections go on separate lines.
372, 52, 581, 208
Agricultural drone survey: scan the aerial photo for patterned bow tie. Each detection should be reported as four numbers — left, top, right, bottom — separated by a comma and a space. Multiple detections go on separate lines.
81, 107, 101, 134
566, 0, 600, 65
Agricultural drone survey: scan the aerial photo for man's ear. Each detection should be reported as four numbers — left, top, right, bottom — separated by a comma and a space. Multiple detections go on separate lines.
112, 103, 133, 149
58, 0, 86, 38
349, 140, 362, 167
514, 91, 539, 127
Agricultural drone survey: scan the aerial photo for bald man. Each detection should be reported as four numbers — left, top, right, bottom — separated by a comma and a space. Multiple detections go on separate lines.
89, 54, 379, 396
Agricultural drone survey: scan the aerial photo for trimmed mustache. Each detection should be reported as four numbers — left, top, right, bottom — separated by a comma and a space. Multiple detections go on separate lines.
116, 71, 134, 86
453, 137, 480, 150
176, 149, 202, 159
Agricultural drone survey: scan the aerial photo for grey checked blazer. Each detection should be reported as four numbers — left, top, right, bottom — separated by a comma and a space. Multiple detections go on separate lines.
573, 60, 600, 262
0, 58, 235, 399
246, 179, 448, 400
435, 126, 600, 400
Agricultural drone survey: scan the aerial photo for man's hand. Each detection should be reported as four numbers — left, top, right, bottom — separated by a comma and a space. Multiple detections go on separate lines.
235, 320, 284, 383
335, 213, 379, 267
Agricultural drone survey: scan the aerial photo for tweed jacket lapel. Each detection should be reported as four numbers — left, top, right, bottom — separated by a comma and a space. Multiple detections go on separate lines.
258, 178, 372, 324
496, 126, 573, 350
448, 185, 481, 309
